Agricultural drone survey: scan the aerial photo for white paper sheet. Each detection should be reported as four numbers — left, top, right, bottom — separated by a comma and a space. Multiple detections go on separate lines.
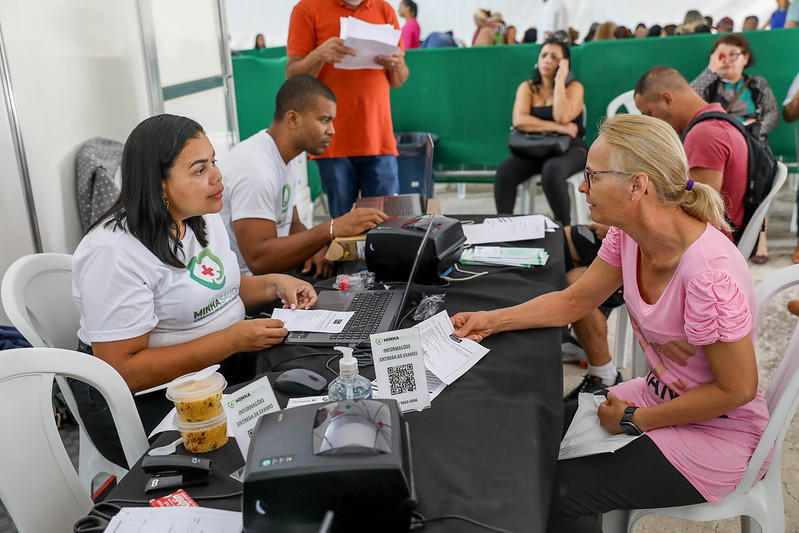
336, 16, 401, 70
104, 506, 242, 533
558, 392, 643, 460
418, 311, 489, 385
462, 215, 557, 244
271, 308, 353, 333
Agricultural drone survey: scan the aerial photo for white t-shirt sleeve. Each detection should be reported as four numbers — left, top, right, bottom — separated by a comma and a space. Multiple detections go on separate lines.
226, 164, 282, 223
74, 244, 159, 343
783, 71, 799, 106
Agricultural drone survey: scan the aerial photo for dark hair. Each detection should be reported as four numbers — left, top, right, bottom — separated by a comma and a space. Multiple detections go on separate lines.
92, 114, 207, 268
647, 24, 662, 37
254, 33, 265, 49
530, 36, 570, 92
584, 22, 600, 42
274, 74, 336, 121
711, 33, 755, 68
401, 0, 417, 18
522, 27, 537, 43
614, 26, 632, 39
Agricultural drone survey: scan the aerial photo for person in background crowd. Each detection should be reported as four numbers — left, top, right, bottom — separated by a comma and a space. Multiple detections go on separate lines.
286, 0, 409, 219
695, 24, 712, 34
635, 23, 647, 38
473, 8, 495, 46
614, 26, 633, 39
506, 25, 518, 44
254, 33, 266, 50
676, 9, 705, 34
70, 114, 317, 467
399, 0, 420, 49
454, 114, 769, 533
583, 22, 599, 42
647, 24, 663, 37
568, 27, 580, 44
662, 24, 678, 36
785, 0, 799, 27
422, 31, 458, 48
494, 36, 586, 223
704, 15, 714, 28
489, 12, 507, 45
593, 22, 617, 41
537, 0, 568, 43
691, 33, 780, 263
523, 27, 538, 43
763, 0, 790, 29
715, 16, 734, 33
743, 15, 760, 31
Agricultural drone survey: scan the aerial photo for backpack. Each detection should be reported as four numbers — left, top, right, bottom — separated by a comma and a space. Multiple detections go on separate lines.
681, 111, 778, 234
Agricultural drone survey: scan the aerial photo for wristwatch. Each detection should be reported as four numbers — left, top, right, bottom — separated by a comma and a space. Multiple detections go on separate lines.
620, 406, 643, 436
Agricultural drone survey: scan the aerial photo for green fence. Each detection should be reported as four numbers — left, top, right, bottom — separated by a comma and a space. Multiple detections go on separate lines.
231, 28, 799, 182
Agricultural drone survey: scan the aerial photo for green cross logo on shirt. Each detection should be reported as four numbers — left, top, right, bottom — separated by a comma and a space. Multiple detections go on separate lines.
281, 183, 291, 216
187, 249, 226, 290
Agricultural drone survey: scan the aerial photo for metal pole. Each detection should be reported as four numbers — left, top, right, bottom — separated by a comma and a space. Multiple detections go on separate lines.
0, 21, 43, 253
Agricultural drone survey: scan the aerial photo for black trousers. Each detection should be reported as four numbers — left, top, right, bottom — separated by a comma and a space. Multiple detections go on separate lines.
494, 143, 587, 224
547, 405, 706, 532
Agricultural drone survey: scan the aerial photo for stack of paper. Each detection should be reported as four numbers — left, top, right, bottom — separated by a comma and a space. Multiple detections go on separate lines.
460, 246, 549, 267
337, 16, 401, 70
461, 215, 558, 245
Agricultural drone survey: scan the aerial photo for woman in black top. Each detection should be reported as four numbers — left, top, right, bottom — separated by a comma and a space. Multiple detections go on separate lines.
494, 36, 586, 224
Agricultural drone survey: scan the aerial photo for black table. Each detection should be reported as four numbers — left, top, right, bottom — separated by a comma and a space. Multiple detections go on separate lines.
100, 221, 567, 533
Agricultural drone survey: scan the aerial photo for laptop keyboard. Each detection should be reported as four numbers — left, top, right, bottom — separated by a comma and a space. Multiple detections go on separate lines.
328, 291, 393, 340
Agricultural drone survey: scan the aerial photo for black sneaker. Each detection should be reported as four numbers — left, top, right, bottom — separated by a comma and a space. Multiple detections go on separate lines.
563, 372, 622, 402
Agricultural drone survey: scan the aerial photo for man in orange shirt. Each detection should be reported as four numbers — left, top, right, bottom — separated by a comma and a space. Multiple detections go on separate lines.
287, 0, 409, 217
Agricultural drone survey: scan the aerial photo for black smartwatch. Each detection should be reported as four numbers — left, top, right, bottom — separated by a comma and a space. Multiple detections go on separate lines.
620, 406, 643, 436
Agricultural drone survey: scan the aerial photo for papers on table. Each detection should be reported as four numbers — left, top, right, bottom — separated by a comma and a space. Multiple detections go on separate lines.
104, 506, 242, 532
462, 215, 558, 245
461, 246, 549, 267
418, 311, 489, 385
558, 393, 643, 460
337, 16, 401, 70
271, 308, 353, 333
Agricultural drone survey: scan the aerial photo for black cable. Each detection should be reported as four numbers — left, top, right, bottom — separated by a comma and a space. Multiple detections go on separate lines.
272, 351, 340, 370
411, 511, 516, 533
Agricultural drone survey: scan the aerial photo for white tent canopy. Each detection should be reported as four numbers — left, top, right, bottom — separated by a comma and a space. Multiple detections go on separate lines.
226, 0, 775, 50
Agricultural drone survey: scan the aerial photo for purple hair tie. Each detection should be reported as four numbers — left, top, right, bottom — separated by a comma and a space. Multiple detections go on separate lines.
685, 178, 695, 191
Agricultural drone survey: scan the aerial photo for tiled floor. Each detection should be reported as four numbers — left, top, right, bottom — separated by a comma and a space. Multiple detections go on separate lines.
3, 179, 798, 532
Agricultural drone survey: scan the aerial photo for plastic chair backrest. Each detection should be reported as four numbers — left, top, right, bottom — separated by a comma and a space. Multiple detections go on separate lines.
606, 90, 640, 117
1, 253, 79, 349
0, 347, 148, 532
737, 161, 788, 258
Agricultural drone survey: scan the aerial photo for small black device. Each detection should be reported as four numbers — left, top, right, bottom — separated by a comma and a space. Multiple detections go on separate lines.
365, 215, 465, 284
141, 454, 212, 492
274, 368, 328, 395
242, 399, 416, 533
620, 406, 643, 436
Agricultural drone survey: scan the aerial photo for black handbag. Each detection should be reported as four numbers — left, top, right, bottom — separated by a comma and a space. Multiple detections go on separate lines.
508, 128, 571, 159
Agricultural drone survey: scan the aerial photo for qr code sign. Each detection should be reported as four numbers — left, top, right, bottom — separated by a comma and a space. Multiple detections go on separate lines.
387, 363, 416, 395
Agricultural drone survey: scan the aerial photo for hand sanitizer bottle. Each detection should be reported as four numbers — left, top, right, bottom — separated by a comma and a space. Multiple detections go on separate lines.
328, 347, 372, 401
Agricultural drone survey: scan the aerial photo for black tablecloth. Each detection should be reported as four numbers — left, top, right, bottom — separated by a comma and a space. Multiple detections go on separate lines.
99, 220, 567, 533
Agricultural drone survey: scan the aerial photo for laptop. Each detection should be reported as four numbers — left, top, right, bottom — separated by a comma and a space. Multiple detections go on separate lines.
355, 192, 426, 217
285, 215, 437, 347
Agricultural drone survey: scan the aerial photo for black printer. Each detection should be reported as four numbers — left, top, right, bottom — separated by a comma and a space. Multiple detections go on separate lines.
365, 215, 465, 284
242, 399, 416, 533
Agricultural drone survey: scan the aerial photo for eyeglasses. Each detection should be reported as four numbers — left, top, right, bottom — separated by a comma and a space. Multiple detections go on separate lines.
583, 169, 631, 192
724, 52, 743, 61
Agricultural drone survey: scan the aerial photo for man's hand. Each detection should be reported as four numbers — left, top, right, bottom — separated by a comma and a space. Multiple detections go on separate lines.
312, 37, 357, 65
302, 247, 334, 279
374, 51, 406, 72
597, 391, 634, 435
333, 208, 388, 237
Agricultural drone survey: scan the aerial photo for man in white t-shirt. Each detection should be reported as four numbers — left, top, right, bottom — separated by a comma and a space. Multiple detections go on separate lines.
537, 0, 568, 43
218, 75, 387, 277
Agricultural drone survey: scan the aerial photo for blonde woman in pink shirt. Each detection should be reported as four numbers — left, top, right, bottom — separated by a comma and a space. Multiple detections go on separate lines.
452, 114, 769, 533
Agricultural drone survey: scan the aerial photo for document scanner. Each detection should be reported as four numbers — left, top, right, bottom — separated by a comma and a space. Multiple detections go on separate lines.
242, 399, 416, 533
365, 215, 465, 284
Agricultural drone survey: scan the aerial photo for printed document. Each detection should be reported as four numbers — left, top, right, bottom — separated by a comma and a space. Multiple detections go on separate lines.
271, 308, 353, 333
337, 16, 401, 70
419, 311, 489, 384
104, 506, 241, 533
462, 215, 557, 244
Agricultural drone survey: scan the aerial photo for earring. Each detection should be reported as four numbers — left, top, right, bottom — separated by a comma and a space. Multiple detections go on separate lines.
631, 196, 636, 202
163, 196, 169, 210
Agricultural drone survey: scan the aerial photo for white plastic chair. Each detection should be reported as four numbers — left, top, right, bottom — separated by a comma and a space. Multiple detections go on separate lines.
606, 90, 641, 117
1, 253, 130, 489
0, 347, 147, 533
603, 262, 799, 533
737, 162, 788, 259
521, 105, 590, 225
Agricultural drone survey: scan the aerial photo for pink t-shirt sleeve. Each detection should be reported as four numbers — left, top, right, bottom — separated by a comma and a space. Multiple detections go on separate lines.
684, 271, 752, 345
597, 226, 623, 267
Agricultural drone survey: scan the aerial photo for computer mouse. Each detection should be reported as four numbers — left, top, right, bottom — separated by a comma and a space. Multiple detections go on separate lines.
274, 368, 328, 395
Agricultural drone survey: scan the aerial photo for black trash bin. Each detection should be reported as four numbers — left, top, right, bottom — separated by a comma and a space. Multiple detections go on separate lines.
394, 132, 438, 196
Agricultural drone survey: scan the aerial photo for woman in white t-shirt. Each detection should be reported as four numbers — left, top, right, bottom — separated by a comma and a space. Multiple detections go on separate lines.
71, 114, 317, 466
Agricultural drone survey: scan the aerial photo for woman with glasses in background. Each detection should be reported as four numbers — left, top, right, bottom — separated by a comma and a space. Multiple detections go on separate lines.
691, 32, 780, 263
453, 114, 768, 532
